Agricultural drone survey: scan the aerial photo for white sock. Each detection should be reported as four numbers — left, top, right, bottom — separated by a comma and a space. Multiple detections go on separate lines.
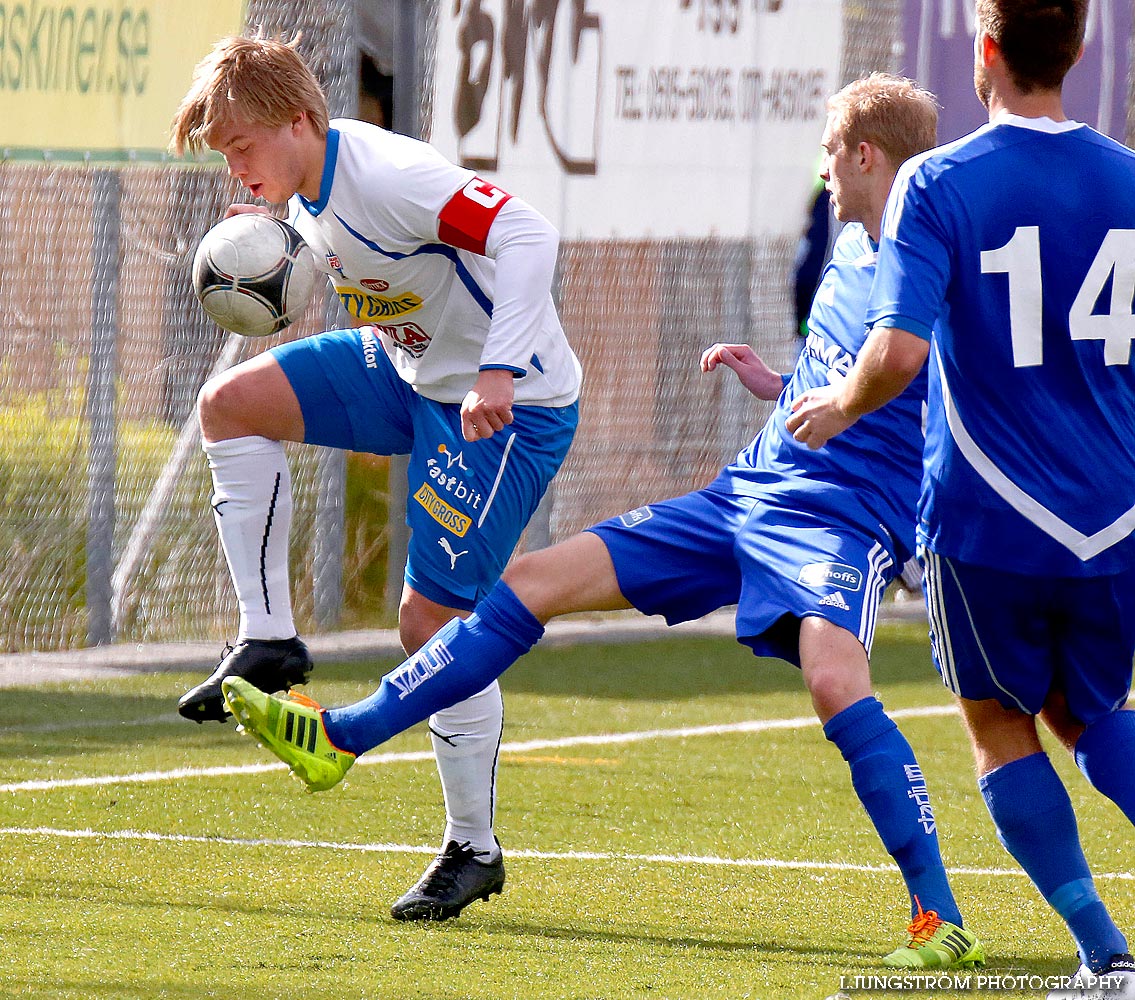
204, 435, 296, 640
430, 681, 504, 859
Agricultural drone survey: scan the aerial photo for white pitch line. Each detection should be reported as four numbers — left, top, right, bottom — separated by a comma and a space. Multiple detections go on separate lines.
0, 825, 1130, 883
0, 705, 960, 795
6, 713, 183, 735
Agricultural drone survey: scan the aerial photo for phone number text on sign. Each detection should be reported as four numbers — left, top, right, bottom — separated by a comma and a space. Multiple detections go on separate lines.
615, 65, 826, 123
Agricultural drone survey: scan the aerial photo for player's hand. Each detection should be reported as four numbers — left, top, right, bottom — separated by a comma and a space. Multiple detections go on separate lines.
223, 204, 273, 219
700, 343, 784, 401
785, 382, 856, 450
461, 369, 515, 442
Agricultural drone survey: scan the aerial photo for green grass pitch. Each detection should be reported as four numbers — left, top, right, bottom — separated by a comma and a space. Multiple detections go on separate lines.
1, 621, 1131, 999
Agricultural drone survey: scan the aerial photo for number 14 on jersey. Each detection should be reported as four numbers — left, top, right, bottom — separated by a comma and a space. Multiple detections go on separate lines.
981, 226, 1135, 367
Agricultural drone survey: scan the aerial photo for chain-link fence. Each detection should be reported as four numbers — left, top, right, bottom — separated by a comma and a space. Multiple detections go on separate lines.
0, 0, 360, 651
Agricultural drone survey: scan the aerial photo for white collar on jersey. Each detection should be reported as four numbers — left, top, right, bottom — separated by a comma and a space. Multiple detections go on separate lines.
992, 110, 1084, 133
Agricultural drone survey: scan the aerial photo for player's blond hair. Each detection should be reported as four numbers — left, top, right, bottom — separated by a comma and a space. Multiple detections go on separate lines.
170, 33, 330, 155
827, 73, 939, 166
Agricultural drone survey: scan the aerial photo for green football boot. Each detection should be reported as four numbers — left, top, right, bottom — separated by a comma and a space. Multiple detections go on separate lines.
883, 901, 985, 970
222, 677, 354, 792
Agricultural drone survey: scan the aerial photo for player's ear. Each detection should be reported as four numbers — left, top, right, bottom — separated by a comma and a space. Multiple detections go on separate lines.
977, 30, 998, 69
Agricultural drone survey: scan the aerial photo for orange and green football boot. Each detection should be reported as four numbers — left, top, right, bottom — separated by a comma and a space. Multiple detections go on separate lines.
222, 677, 354, 792
883, 900, 985, 970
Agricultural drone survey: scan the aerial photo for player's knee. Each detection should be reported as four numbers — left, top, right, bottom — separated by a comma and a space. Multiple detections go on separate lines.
803, 659, 872, 723
197, 372, 226, 418
806, 663, 846, 713
799, 619, 872, 721
500, 550, 540, 593
197, 372, 249, 440
398, 593, 460, 655
501, 549, 561, 620
397, 614, 428, 657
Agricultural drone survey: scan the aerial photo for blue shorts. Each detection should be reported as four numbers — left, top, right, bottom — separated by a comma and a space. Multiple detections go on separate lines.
922, 550, 1135, 724
272, 329, 578, 610
587, 488, 897, 665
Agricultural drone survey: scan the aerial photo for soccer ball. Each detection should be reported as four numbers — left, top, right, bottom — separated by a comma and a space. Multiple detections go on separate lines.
192, 214, 319, 337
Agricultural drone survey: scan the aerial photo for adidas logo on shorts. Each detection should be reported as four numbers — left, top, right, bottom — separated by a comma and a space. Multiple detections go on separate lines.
818, 591, 851, 611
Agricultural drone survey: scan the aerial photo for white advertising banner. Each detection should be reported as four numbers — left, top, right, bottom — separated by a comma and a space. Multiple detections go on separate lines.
430, 0, 843, 240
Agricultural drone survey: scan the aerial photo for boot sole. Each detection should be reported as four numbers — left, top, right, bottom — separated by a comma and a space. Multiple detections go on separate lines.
390, 878, 505, 922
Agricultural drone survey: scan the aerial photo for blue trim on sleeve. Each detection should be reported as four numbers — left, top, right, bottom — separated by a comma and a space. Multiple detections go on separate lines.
334, 213, 494, 318
780, 372, 792, 389
297, 129, 339, 217
871, 316, 934, 342
480, 364, 526, 377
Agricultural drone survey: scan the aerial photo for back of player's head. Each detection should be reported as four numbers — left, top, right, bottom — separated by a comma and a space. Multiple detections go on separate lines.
171, 32, 330, 155
827, 73, 939, 167
976, 0, 1087, 93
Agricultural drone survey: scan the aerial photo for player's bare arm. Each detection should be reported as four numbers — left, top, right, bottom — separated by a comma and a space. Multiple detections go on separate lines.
461, 368, 516, 442
700, 342, 784, 401
787, 325, 928, 449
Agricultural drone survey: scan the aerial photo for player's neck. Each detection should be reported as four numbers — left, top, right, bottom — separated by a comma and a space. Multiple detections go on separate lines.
863, 210, 882, 245
297, 135, 329, 202
987, 87, 1066, 124
863, 171, 896, 244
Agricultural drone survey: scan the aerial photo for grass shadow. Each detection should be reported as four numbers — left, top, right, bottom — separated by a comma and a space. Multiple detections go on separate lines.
0, 625, 942, 762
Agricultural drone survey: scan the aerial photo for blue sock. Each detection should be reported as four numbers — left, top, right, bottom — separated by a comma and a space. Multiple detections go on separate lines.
980, 752, 1128, 972
824, 697, 962, 925
1075, 711, 1135, 827
323, 581, 543, 756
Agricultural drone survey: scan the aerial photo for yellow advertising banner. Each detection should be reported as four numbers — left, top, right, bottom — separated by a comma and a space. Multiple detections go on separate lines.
0, 0, 246, 159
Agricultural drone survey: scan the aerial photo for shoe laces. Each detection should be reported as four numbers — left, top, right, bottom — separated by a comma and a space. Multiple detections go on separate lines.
215, 642, 234, 667
286, 690, 324, 712
904, 898, 944, 947
414, 841, 486, 894
439, 840, 491, 866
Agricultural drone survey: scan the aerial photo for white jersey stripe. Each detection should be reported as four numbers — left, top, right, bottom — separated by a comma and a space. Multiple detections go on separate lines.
927, 551, 1030, 712
935, 317, 1135, 562
871, 543, 893, 650
946, 552, 1030, 710
923, 551, 958, 695
478, 430, 517, 528
857, 542, 893, 656
335, 211, 495, 318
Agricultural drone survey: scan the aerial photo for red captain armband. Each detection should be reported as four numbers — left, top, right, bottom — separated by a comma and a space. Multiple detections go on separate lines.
438, 177, 513, 255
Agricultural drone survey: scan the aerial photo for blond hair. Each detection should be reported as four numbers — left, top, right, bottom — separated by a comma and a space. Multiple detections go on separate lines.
171, 34, 329, 155
827, 73, 939, 166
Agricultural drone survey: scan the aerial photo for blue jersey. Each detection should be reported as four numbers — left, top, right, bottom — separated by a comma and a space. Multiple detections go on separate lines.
711, 223, 927, 563
869, 115, 1135, 576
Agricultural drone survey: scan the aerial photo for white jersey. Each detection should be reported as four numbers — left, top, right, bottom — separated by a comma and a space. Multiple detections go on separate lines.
287, 118, 581, 407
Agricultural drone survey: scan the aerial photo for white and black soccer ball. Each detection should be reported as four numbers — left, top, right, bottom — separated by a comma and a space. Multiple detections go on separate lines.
192, 214, 319, 337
